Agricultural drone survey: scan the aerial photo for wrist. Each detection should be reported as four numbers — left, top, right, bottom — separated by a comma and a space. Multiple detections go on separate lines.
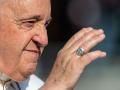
39, 80, 73, 90
40, 83, 66, 90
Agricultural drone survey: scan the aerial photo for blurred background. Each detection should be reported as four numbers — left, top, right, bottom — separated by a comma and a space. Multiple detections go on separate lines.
36, 0, 120, 90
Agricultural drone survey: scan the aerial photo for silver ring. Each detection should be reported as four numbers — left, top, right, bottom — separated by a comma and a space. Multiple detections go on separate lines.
76, 48, 85, 56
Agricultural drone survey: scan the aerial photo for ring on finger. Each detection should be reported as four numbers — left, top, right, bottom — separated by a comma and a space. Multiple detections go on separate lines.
76, 47, 85, 56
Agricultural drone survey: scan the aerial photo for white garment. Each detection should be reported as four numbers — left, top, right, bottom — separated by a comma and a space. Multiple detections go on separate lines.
19, 74, 44, 90
0, 74, 44, 90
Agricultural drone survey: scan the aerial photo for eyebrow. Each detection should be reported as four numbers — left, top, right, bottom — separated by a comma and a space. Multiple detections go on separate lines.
17, 15, 52, 22
18, 15, 42, 21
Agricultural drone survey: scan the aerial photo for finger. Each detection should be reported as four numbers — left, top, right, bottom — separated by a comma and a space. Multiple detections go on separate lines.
62, 27, 93, 50
81, 33, 105, 53
78, 50, 106, 68
66, 29, 104, 54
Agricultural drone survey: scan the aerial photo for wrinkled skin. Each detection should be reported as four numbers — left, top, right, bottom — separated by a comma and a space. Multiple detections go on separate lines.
40, 27, 106, 90
0, 0, 51, 81
0, 0, 106, 90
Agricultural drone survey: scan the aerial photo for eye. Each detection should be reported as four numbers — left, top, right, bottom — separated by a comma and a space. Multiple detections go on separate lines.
16, 18, 40, 30
20, 20, 37, 29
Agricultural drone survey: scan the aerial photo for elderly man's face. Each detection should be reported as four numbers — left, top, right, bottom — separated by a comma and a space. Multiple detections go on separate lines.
0, 0, 51, 81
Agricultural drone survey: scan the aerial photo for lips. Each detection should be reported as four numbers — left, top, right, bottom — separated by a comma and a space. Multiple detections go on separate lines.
24, 49, 41, 54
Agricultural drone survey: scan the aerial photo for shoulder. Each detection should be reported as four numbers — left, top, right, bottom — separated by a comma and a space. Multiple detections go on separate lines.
18, 74, 44, 90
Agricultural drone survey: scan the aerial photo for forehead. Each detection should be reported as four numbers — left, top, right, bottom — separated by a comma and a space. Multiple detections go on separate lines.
9, 0, 51, 19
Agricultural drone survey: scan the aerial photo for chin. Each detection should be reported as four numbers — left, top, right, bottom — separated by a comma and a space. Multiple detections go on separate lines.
17, 68, 37, 81
18, 71, 34, 81
25, 66, 37, 76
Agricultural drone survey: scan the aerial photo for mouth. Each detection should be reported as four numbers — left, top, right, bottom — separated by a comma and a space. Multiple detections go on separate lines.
23, 49, 41, 63
23, 49, 41, 56
24, 49, 40, 53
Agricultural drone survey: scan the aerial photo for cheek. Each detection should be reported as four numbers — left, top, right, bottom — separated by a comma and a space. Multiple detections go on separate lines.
0, 36, 23, 63
0, 39, 33, 76
0, 44, 21, 74
0, 31, 28, 73
16, 55, 38, 77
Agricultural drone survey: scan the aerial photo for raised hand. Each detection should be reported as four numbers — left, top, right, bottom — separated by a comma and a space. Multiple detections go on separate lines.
41, 27, 106, 90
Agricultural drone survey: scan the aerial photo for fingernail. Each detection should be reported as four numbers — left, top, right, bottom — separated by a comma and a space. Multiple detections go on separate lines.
102, 52, 107, 56
100, 34, 105, 38
98, 29, 104, 33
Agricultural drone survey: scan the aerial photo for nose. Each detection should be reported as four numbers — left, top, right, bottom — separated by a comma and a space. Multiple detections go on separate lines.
32, 25, 48, 47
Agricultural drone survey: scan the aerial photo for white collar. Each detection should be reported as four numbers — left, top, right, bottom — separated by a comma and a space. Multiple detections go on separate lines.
0, 72, 11, 85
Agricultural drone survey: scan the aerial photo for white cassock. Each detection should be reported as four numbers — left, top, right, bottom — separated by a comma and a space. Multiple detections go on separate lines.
0, 74, 44, 90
